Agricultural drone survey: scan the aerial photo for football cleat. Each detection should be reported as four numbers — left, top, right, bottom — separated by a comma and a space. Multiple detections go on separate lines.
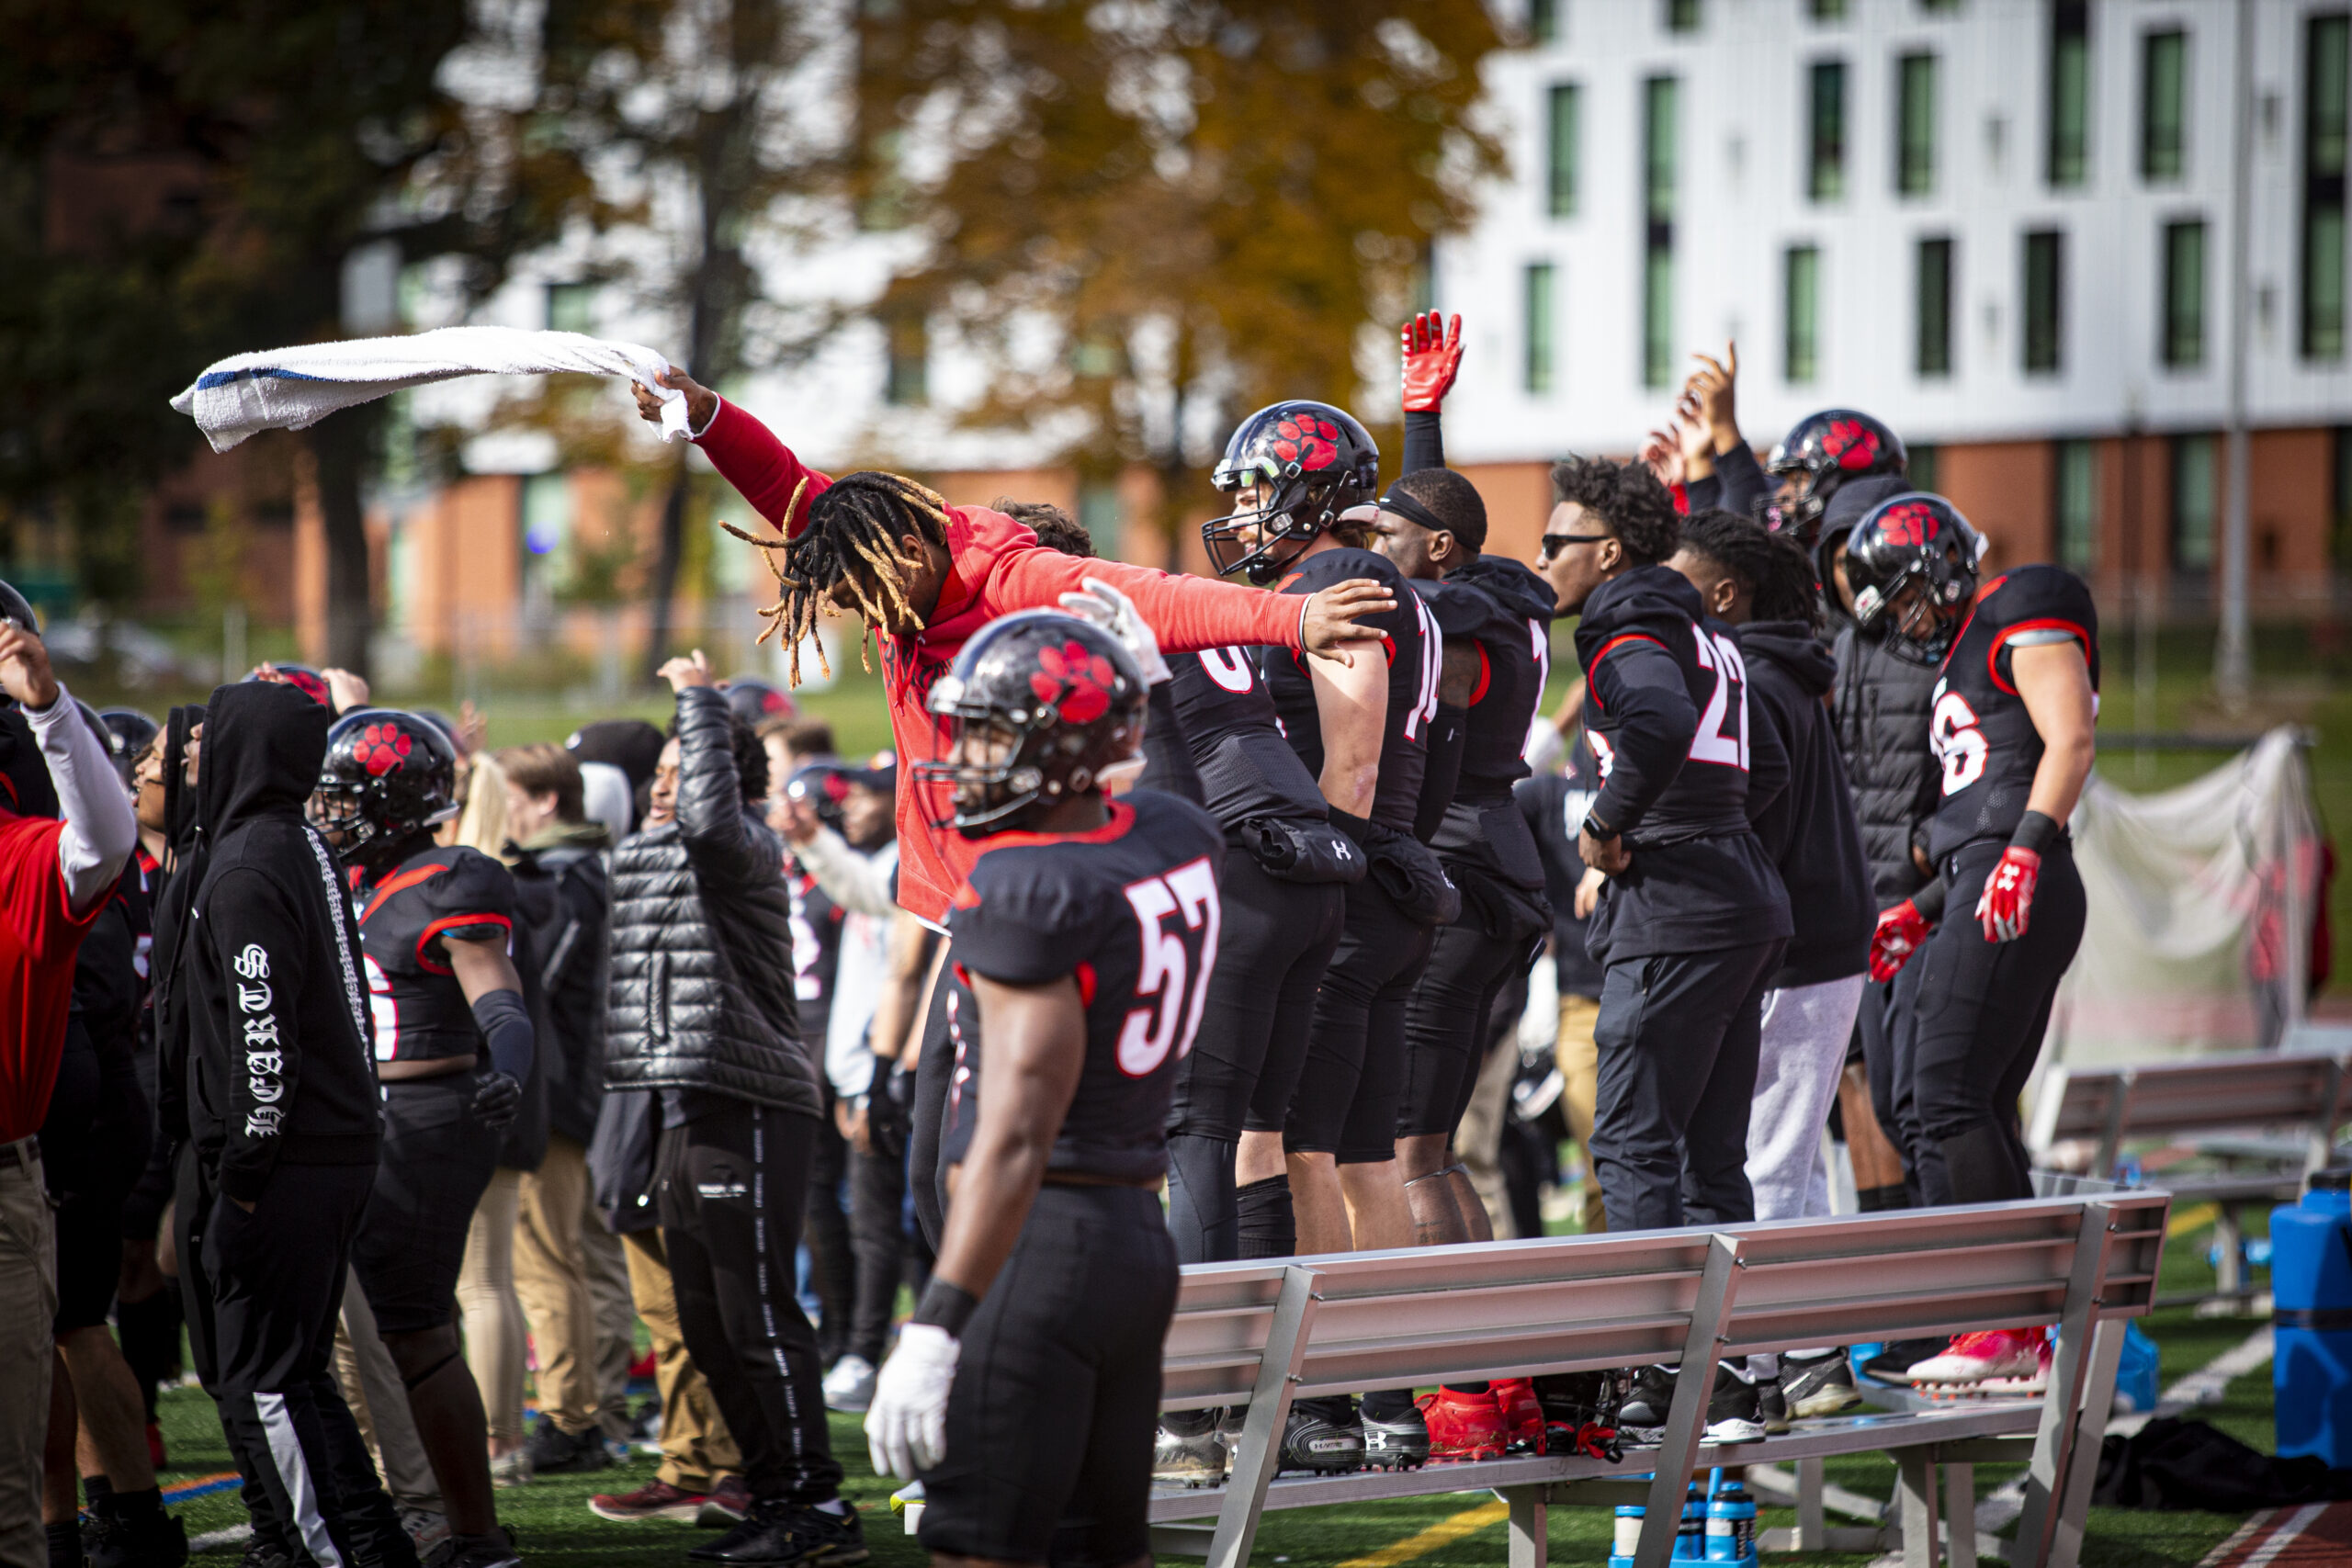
1977, 1339, 2055, 1399
1615, 1365, 1675, 1446
1782, 1349, 1863, 1418
1757, 1375, 1790, 1436
1857, 1337, 1954, 1386
1417, 1388, 1506, 1462
1906, 1329, 2044, 1386
1492, 1378, 1546, 1454
1279, 1397, 1365, 1474
1152, 1420, 1228, 1487
1362, 1400, 1430, 1470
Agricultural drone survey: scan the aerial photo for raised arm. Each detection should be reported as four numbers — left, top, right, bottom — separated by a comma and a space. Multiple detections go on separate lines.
989, 545, 1393, 665
638, 370, 836, 538
1399, 310, 1464, 475
0, 632, 135, 916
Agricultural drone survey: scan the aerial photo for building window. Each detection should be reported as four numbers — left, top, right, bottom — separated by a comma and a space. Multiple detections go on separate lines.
2162, 220, 2207, 368
2023, 229, 2064, 374
1809, 0, 1847, 17
2304, 13, 2350, 359
1525, 262, 1556, 393
1917, 236, 1955, 378
545, 283, 595, 335
2170, 434, 2216, 570
2047, 0, 2091, 187
1783, 246, 1821, 384
1547, 84, 1580, 217
1078, 481, 1122, 560
1808, 61, 1847, 201
1908, 444, 1939, 494
1665, 0, 1700, 34
2053, 439, 2098, 570
521, 472, 571, 563
1896, 52, 1939, 197
1920, 0, 1964, 12
2333, 426, 2352, 569
1643, 75, 1679, 388
1530, 0, 1560, 44
2141, 29, 2188, 181
884, 313, 928, 405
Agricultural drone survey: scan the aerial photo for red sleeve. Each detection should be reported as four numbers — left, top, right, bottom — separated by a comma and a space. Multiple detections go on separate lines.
0, 816, 97, 962
988, 547, 1306, 652
693, 399, 835, 539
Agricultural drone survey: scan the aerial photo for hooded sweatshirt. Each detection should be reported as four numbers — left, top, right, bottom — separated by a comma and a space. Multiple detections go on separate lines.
184, 682, 379, 1204
1735, 621, 1875, 987
1419, 553, 1556, 888
1573, 565, 1791, 963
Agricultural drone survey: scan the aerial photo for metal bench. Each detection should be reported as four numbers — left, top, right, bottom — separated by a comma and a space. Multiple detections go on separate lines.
1148, 1190, 2166, 1568
2027, 1039, 2350, 1300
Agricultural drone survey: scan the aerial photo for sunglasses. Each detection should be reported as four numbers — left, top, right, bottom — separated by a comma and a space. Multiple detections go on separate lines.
1538, 532, 1611, 558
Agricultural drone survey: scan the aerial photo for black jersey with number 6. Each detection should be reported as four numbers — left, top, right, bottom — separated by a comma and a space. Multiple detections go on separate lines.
1573, 566, 1791, 963
1257, 547, 1438, 836
352, 844, 517, 1064
1164, 649, 1330, 831
1927, 564, 2101, 863
939, 790, 1226, 1183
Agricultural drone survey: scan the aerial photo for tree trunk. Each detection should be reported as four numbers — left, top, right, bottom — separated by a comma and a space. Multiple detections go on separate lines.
642, 454, 689, 681
309, 407, 379, 677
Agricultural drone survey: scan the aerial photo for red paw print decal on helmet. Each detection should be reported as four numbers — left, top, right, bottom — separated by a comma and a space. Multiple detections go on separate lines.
1029, 640, 1118, 725
353, 724, 413, 778
1876, 502, 1940, 548
1823, 418, 1880, 471
1270, 415, 1342, 474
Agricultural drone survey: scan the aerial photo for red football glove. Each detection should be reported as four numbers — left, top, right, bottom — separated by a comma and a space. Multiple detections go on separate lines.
1976, 846, 2041, 942
1401, 310, 1464, 413
1870, 899, 1932, 982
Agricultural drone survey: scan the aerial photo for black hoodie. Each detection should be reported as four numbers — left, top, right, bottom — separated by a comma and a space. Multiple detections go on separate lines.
1573, 565, 1791, 963
1419, 553, 1558, 888
184, 683, 379, 1205
1735, 621, 1874, 987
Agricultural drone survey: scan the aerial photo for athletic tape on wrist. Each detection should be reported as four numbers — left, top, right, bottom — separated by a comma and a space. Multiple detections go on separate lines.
2008, 809, 2062, 856
912, 1279, 978, 1337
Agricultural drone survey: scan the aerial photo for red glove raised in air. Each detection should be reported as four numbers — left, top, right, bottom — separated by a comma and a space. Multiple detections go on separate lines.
1870, 899, 1931, 982
1401, 310, 1464, 413
1976, 847, 2041, 943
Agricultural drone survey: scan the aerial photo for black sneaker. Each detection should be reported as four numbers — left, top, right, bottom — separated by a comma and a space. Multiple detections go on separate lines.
525, 1419, 611, 1474
1757, 1375, 1790, 1436
1704, 1363, 1764, 1445
1858, 1337, 1951, 1386
1360, 1401, 1429, 1471
1153, 1417, 1227, 1487
236, 1539, 296, 1568
86, 1500, 188, 1568
1614, 1365, 1676, 1445
429, 1529, 522, 1568
1279, 1396, 1364, 1473
1783, 1349, 1862, 1417
685, 1500, 868, 1567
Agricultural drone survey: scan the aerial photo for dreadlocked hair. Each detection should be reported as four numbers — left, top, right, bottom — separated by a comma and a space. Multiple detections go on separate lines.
723, 470, 954, 686
1678, 509, 1826, 632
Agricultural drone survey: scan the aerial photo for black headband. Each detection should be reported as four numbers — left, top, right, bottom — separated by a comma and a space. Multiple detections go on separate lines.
1375, 485, 1453, 537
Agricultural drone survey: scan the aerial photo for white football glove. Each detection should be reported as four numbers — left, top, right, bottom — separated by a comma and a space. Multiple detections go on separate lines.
1057, 578, 1172, 686
865, 1323, 959, 1479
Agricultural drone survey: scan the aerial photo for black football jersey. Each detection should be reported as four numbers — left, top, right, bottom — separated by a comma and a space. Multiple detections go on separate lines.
786, 866, 843, 1052
1258, 547, 1439, 834
939, 790, 1226, 1183
352, 844, 517, 1064
1928, 564, 2101, 862
1416, 560, 1555, 884
1164, 649, 1329, 831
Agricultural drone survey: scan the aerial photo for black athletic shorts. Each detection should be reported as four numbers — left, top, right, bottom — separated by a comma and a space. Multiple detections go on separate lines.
350, 1074, 501, 1335
1284, 877, 1435, 1163
919, 1182, 1178, 1568
1396, 867, 1547, 1143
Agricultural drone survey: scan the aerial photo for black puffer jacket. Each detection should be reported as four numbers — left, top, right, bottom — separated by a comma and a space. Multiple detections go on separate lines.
602, 686, 817, 1118
1833, 625, 1941, 906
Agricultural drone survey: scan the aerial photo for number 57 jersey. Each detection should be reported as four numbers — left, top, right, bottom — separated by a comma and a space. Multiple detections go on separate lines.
941, 789, 1226, 1184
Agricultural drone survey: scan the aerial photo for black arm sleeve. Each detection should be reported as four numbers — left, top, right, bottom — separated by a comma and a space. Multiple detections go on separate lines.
674, 685, 766, 891
206, 866, 309, 1207
1136, 682, 1206, 805
1587, 643, 1697, 836
1401, 410, 1446, 475
1414, 704, 1466, 844
1713, 442, 1770, 520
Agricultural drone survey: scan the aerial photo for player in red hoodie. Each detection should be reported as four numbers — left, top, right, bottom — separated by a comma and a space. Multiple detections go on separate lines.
635, 373, 1396, 929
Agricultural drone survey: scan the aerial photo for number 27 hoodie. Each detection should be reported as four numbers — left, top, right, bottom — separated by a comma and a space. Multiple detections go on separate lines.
184, 682, 380, 1205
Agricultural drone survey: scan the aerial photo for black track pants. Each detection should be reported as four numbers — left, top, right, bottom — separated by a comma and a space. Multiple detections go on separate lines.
1285, 878, 1436, 1164
189, 1156, 415, 1568
1589, 939, 1784, 1233
657, 1100, 842, 1507
1899, 839, 2086, 1207
847, 1142, 922, 1368
805, 1092, 854, 1368
910, 960, 958, 1250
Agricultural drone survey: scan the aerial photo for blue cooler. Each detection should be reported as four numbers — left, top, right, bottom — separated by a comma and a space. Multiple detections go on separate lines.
2274, 1167, 2352, 1465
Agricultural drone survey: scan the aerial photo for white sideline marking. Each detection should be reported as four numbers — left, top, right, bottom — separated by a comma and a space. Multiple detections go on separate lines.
2107, 1325, 2275, 1439
191, 1522, 254, 1552
2242, 1503, 2328, 1568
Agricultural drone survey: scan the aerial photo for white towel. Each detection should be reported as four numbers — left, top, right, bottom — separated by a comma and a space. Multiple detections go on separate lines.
169, 325, 690, 453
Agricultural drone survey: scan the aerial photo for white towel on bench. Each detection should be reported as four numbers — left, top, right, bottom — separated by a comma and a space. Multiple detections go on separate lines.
169, 326, 689, 453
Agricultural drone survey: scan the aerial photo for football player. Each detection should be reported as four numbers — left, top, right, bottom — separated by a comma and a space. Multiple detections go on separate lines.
1206, 397, 1457, 1471
865, 610, 1222, 1568
313, 708, 533, 1568
1850, 495, 2098, 1390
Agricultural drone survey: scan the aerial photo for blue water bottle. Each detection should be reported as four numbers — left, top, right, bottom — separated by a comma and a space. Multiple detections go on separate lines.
1705, 1481, 1758, 1564
2274, 1168, 2352, 1464
1609, 1506, 1643, 1568
1673, 1482, 1705, 1560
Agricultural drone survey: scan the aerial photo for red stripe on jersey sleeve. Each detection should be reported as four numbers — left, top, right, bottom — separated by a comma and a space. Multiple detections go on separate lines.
1582, 633, 1667, 714
1986, 618, 2092, 696
415, 912, 513, 976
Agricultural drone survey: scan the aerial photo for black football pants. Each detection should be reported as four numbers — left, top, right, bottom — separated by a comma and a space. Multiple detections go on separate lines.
847, 1140, 926, 1369
1164, 848, 1345, 1262
805, 1088, 854, 1369
1589, 939, 1784, 1233
1397, 872, 1547, 1142
1284, 876, 1436, 1165
183, 1153, 415, 1568
910, 957, 960, 1250
1899, 839, 2086, 1208
657, 1099, 842, 1507
1853, 953, 1928, 1204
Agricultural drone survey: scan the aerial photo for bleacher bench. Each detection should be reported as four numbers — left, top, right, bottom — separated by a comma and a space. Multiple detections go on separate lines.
1144, 1188, 2166, 1568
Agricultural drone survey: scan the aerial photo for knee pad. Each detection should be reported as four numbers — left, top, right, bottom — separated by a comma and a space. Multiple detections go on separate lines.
1235, 1176, 1295, 1261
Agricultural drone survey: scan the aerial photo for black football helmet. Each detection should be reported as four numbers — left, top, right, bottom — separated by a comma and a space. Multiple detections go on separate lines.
246, 662, 334, 707
96, 708, 160, 791
786, 762, 853, 833
0, 581, 38, 636
720, 674, 797, 728
1764, 409, 1907, 541
1843, 493, 1983, 664
1203, 400, 1381, 584
312, 708, 462, 864
911, 611, 1146, 837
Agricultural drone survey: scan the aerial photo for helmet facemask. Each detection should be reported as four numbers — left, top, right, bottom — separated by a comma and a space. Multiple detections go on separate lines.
1203, 471, 1330, 585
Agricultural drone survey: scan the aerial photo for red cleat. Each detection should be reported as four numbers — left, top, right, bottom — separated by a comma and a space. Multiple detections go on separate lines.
1491, 1378, 1545, 1454
1417, 1387, 1508, 1461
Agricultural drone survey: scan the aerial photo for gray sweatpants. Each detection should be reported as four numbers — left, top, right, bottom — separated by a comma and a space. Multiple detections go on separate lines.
1746, 974, 1868, 1222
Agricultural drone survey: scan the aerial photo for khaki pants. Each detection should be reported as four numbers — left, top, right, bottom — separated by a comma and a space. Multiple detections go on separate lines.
582, 1213, 636, 1441
457, 1168, 527, 1445
1456, 1024, 1525, 1239
621, 1230, 740, 1492
514, 1135, 622, 1438
1558, 993, 1605, 1235
333, 1277, 446, 1516
0, 1144, 55, 1568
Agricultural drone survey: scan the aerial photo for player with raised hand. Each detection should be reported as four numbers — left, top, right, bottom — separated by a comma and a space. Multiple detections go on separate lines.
864, 610, 1222, 1568
1848, 495, 2098, 1389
